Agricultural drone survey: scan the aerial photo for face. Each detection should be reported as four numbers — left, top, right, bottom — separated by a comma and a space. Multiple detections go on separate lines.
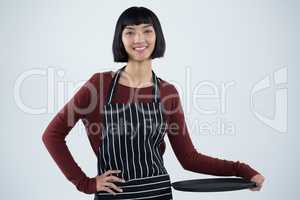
121, 23, 156, 62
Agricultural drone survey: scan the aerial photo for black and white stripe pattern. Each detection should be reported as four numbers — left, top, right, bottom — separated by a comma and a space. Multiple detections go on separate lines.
96, 66, 172, 199
95, 174, 172, 200
100, 102, 168, 179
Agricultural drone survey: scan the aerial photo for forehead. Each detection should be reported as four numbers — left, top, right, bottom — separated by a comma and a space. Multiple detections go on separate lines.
124, 23, 153, 30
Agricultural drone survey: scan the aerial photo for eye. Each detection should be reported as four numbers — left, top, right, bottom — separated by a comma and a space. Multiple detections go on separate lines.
144, 30, 153, 33
125, 31, 134, 35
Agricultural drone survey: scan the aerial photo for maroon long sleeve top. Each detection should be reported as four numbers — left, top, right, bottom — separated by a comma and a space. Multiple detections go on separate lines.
42, 70, 260, 194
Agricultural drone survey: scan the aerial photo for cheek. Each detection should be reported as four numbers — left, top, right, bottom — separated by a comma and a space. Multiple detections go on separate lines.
149, 35, 156, 45
149, 38, 156, 49
122, 38, 131, 50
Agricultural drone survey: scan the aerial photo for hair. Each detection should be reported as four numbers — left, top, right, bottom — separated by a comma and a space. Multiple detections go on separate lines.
112, 6, 166, 62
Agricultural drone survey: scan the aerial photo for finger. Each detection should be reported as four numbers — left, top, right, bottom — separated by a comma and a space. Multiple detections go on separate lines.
105, 175, 125, 183
103, 182, 123, 192
256, 182, 263, 187
250, 186, 261, 191
103, 170, 122, 177
101, 186, 117, 196
103, 170, 121, 176
253, 181, 263, 188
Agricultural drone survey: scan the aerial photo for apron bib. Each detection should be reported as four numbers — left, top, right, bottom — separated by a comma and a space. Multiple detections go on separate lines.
94, 66, 173, 199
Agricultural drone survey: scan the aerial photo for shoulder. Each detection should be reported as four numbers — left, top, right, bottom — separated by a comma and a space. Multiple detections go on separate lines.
157, 76, 182, 114
157, 76, 179, 96
85, 70, 115, 88
89, 70, 113, 82
75, 70, 114, 99
156, 76, 184, 117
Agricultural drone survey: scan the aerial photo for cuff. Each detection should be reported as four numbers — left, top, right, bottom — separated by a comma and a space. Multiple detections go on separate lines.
236, 161, 261, 181
76, 176, 97, 194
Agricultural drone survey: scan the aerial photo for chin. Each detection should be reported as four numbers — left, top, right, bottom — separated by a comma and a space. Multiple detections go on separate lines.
130, 55, 152, 62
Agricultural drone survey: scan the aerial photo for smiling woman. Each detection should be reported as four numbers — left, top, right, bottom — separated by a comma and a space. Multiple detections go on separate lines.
122, 23, 156, 61
112, 7, 165, 63
42, 6, 264, 200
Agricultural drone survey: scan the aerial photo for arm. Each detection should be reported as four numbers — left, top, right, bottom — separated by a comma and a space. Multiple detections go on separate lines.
42, 73, 99, 194
166, 85, 260, 181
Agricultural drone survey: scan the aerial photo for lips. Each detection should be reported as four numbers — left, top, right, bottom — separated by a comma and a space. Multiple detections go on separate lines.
133, 45, 148, 52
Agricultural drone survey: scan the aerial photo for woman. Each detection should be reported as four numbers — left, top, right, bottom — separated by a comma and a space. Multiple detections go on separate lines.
42, 6, 265, 199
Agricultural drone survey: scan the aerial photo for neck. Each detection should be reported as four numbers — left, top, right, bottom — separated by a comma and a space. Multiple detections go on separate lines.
122, 59, 153, 87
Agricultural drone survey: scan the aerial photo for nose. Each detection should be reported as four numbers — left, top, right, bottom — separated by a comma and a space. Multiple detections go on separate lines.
134, 31, 145, 43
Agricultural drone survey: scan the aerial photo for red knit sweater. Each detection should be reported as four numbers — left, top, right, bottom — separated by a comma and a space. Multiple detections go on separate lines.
42, 70, 260, 194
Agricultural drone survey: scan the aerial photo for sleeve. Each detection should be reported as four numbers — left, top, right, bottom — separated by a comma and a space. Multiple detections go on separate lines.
166, 85, 260, 181
41, 73, 99, 194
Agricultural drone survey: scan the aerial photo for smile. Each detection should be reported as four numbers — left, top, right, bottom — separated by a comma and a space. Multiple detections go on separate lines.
133, 46, 148, 52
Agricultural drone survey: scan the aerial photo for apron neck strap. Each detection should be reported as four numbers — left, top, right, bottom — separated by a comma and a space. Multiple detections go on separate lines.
106, 65, 161, 104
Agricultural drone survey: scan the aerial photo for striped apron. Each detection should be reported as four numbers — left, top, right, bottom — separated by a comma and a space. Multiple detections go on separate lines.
94, 66, 173, 199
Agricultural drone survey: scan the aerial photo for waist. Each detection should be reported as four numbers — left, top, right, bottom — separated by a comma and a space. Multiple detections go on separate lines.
95, 173, 172, 199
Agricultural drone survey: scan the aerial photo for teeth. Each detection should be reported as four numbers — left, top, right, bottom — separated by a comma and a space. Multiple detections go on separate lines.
134, 47, 146, 51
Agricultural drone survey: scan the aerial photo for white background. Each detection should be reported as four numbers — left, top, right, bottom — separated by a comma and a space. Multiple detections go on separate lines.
1, 0, 299, 199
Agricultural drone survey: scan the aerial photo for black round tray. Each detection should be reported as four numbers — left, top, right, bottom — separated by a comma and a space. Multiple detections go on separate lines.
172, 178, 257, 192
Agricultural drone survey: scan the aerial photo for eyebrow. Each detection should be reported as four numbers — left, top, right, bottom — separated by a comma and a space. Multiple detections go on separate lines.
124, 24, 153, 30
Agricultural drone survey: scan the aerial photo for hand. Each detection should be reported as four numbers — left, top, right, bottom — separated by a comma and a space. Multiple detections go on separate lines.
95, 170, 125, 195
250, 174, 265, 191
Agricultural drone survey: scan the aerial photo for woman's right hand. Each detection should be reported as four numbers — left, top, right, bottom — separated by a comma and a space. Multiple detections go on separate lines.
95, 170, 125, 195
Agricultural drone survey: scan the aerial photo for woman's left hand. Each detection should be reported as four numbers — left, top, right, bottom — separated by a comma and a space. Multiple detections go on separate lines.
249, 174, 265, 191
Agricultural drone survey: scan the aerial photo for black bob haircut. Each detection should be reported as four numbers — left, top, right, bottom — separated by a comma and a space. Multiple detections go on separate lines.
112, 6, 166, 62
